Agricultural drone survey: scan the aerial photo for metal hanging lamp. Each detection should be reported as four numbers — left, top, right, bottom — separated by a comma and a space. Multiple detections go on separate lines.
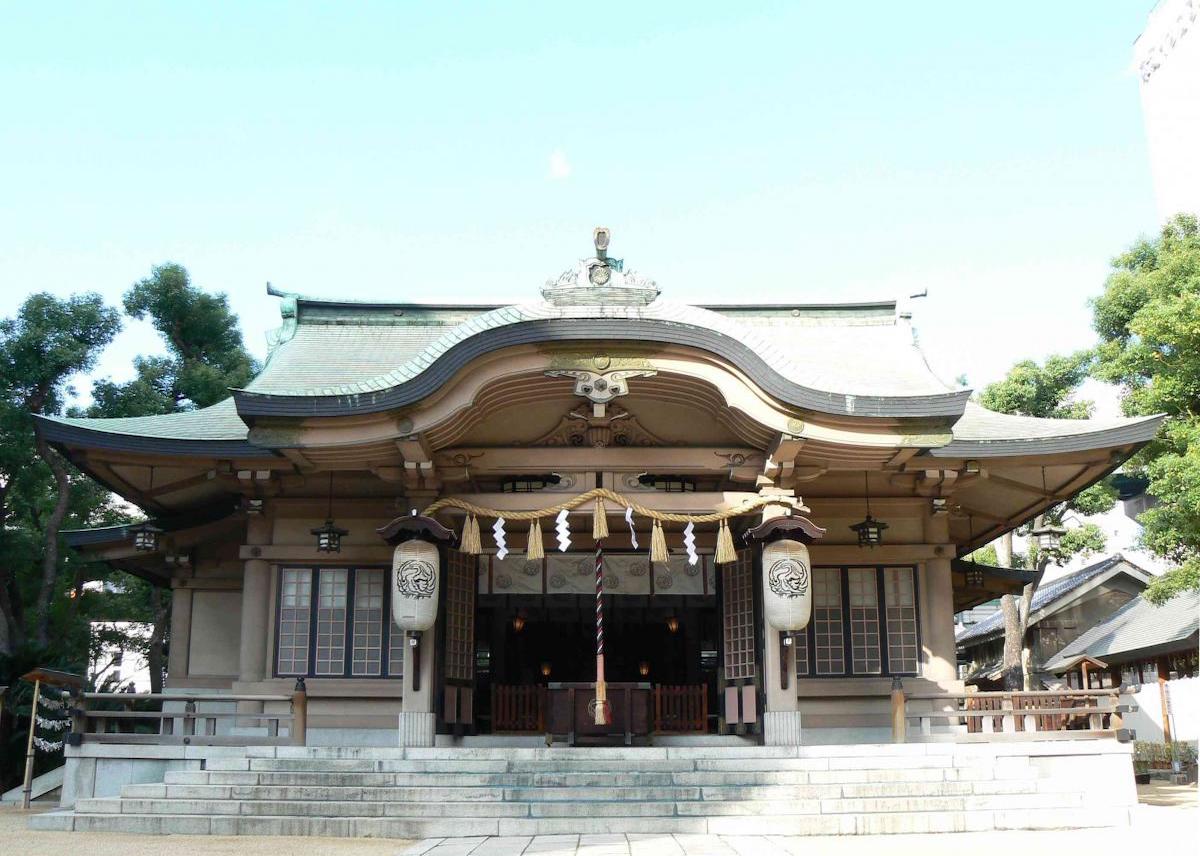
311, 473, 349, 553
849, 471, 888, 548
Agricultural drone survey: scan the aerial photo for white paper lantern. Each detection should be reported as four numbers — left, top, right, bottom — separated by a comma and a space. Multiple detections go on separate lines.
761, 539, 812, 631
392, 540, 440, 632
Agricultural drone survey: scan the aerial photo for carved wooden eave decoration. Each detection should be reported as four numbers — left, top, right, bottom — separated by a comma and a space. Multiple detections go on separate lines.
743, 515, 827, 544
377, 513, 456, 546
530, 403, 666, 448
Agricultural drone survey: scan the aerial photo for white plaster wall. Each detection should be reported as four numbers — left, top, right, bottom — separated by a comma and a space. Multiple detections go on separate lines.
1125, 676, 1199, 742
188, 591, 242, 676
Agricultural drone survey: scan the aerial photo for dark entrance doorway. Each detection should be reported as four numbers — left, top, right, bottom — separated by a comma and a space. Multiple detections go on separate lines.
474, 593, 718, 734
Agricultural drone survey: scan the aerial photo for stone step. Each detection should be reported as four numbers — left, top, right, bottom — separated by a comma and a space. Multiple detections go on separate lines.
502, 786, 703, 802
32, 805, 1128, 838
77, 797, 533, 818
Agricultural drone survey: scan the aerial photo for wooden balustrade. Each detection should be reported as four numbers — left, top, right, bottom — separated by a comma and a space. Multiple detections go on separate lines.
653, 684, 707, 734
69, 684, 307, 747
492, 684, 545, 732
889, 681, 1135, 743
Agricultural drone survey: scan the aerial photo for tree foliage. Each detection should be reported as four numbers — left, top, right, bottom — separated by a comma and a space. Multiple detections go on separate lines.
979, 351, 1096, 421
90, 263, 258, 415
0, 293, 123, 650
979, 355, 1117, 558
1, 266, 257, 790
1091, 214, 1200, 603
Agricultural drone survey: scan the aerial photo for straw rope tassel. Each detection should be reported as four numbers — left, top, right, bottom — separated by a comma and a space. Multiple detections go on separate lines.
460, 515, 481, 555
592, 496, 609, 540
526, 519, 545, 561
716, 520, 738, 564
650, 519, 669, 564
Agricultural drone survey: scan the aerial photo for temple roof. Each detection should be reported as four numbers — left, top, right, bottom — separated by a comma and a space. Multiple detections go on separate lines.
1042, 589, 1199, 672
956, 554, 1154, 647
35, 289, 1163, 457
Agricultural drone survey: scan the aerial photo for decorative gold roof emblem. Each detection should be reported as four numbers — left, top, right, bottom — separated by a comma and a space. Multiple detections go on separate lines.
542, 227, 660, 306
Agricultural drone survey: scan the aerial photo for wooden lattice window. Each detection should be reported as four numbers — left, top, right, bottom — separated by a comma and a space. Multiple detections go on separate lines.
884, 567, 918, 674
277, 568, 312, 675
444, 550, 475, 683
848, 568, 881, 675
722, 550, 756, 680
793, 626, 810, 677
813, 568, 844, 675
315, 569, 348, 675
351, 569, 384, 676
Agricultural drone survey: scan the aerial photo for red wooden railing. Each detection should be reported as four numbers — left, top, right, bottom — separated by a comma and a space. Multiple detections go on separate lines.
492, 685, 545, 732
654, 684, 707, 733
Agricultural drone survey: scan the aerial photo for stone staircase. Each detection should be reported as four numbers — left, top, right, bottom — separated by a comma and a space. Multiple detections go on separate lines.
29, 743, 1136, 837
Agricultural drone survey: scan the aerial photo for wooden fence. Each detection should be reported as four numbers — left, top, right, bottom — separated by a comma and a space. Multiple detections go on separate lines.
891, 681, 1134, 743
653, 684, 707, 733
492, 685, 545, 732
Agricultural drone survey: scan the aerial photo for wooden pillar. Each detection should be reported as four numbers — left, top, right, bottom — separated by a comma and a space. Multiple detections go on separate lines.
22, 679, 41, 809
238, 515, 273, 718
166, 585, 193, 684
1157, 656, 1173, 743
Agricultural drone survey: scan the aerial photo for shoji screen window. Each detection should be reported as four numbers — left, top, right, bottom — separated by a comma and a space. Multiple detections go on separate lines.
277, 569, 312, 675
848, 569, 882, 675
315, 569, 349, 675
351, 569, 385, 676
813, 568, 845, 675
884, 567, 919, 674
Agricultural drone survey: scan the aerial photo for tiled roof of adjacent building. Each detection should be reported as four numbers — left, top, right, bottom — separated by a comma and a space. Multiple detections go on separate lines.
1043, 589, 1199, 672
955, 554, 1155, 646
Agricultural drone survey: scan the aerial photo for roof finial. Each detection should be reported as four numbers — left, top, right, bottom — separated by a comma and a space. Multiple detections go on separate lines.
593, 226, 610, 262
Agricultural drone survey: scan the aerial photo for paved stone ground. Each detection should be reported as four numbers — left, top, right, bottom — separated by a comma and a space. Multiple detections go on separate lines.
5, 784, 1195, 855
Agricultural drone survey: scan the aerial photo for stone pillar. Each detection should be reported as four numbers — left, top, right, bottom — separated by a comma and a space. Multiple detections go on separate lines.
758, 490, 802, 745
165, 585, 193, 685
238, 516, 273, 715
398, 621, 437, 746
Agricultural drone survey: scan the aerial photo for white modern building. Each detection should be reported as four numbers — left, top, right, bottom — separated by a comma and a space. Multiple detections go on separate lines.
1135, 0, 1200, 220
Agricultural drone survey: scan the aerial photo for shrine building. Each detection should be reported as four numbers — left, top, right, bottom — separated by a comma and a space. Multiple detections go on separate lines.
38, 230, 1164, 748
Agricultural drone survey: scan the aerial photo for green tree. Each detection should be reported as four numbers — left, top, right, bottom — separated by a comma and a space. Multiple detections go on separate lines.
978, 355, 1116, 689
86, 263, 259, 690
0, 294, 122, 651
89, 263, 258, 415
1092, 214, 1200, 604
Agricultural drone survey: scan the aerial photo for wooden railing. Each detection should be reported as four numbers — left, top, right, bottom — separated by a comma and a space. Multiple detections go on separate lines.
492, 685, 545, 732
653, 684, 707, 733
70, 682, 308, 746
890, 680, 1134, 743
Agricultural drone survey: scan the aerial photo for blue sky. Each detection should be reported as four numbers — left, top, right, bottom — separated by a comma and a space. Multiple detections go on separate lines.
0, 2, 1160, 407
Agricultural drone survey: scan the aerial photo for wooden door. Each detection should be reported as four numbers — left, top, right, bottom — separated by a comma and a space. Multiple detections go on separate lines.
719, 548, 760, 733
440, 549, 476, 730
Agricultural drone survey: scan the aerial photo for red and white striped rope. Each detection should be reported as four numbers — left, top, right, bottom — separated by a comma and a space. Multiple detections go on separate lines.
595, 542, 604, 656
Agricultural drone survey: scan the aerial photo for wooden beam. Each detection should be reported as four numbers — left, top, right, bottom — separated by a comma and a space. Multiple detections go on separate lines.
432, 446, 762, 473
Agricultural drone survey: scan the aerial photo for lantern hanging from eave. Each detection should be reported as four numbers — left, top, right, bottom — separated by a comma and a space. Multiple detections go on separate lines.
761, 538, 813, 632
743, 515, 825, 633
391, 538, 439, 632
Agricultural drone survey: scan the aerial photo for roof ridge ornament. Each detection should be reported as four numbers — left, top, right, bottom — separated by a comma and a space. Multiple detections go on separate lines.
542, 227, 661, 307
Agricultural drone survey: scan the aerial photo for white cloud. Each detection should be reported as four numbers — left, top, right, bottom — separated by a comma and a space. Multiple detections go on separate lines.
548, 149, 572, 180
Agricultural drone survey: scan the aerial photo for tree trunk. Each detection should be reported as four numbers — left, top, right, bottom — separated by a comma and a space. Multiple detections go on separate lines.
32, 435, 72, 648
996, 531, 1014, 568
147, 587, 170, 695
0, 483, 25, 655
1000, 594, 1023, 690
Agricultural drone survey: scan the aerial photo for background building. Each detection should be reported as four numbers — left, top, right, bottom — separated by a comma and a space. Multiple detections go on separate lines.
1135, 0, 1200, 220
